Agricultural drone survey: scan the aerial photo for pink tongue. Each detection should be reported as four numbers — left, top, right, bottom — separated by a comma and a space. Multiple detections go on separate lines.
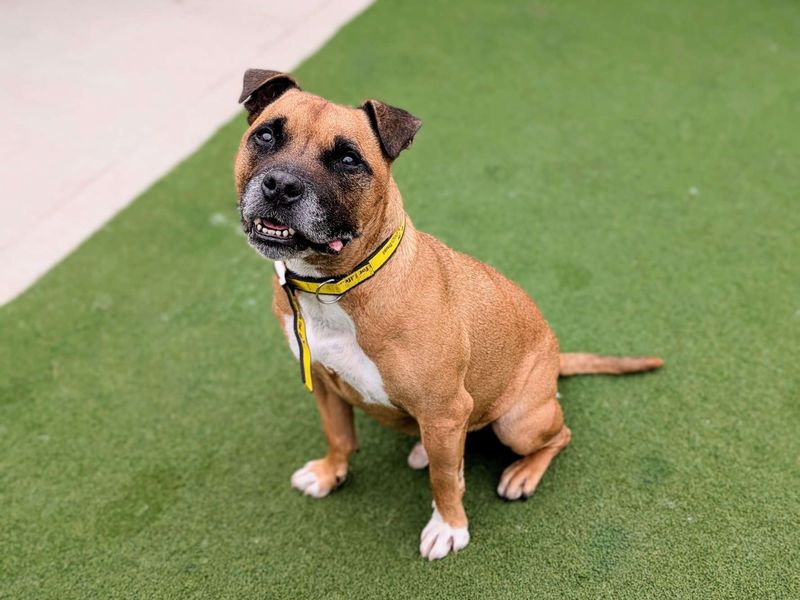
327, 239, 344, 253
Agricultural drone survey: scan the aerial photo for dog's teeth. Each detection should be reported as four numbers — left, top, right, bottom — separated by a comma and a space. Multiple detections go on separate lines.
288, 228, 295, 235
256, 223, 262, 230
282, 230, 289, 237
254, 217, 261, 224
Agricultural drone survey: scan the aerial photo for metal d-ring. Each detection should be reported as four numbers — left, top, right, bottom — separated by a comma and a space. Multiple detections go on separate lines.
315, 279, 344, 304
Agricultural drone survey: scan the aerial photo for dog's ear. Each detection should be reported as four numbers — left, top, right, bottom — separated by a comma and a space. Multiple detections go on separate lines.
361, 99, 422, 161
239, 69, 299, 124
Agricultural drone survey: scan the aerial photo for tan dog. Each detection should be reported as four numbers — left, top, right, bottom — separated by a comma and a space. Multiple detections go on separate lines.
234, 69, 663, 560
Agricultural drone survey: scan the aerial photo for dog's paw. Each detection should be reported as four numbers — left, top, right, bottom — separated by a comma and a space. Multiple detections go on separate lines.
407, 441, 429, 470
496, 456, 543, 500
290, 458, 347, 498
419, 504, 469, 560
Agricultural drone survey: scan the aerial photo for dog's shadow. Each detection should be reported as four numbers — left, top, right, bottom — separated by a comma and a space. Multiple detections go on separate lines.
464, 426, 518, 475
354, 418, 516, 496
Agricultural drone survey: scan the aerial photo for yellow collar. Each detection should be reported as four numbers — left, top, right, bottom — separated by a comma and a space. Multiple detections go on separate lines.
280, 219, 406, 298
274, 219, 406, 391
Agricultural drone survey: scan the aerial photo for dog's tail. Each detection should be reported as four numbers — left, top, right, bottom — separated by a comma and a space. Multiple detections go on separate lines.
559, 352, 664, 376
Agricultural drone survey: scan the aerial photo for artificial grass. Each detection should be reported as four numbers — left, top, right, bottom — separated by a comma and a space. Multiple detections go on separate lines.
2, 0, 799, 597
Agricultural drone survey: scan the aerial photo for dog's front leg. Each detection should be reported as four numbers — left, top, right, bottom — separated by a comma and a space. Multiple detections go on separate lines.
291, 370, 357, 498
417, 388, 472, 560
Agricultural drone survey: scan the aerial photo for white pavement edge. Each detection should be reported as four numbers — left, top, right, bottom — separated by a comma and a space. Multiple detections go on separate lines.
0, 0, 373, 306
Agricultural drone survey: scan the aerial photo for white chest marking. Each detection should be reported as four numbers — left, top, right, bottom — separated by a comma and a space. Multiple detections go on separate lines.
282, 294, 391, 408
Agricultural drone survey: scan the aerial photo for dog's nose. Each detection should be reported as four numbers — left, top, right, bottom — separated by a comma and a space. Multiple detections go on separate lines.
261, 170, 305, 204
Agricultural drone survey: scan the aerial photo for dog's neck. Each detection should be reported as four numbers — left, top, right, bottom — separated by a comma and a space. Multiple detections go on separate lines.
284, 179, 415, 282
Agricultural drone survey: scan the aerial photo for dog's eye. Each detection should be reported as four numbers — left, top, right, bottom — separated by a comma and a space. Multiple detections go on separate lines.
323, 139, 370, 175
341, 151, 360, 167
254, 128, 274, 148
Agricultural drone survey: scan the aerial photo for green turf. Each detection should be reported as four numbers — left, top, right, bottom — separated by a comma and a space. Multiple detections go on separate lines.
2, 0, 799, 597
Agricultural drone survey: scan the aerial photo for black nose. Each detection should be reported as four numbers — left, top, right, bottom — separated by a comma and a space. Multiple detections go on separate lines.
261, 170, 305, 204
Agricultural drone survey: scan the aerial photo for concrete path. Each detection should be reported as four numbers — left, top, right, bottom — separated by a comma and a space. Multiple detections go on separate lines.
0, 0, 372, 305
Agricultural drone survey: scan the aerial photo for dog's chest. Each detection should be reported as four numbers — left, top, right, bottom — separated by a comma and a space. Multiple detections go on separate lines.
282, 295, 391, 407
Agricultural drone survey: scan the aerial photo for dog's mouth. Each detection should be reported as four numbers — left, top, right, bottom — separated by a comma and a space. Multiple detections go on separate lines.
247, 216, 348, 255
252, 217, 296, 241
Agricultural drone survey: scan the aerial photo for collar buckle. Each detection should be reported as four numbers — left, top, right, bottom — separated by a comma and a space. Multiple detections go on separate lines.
315, 279, 344, 304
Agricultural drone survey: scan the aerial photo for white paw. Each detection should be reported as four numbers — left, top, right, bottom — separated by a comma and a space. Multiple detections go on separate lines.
290, 461, 329, 498
407, 441, 429, 469
419, 504, 469, 560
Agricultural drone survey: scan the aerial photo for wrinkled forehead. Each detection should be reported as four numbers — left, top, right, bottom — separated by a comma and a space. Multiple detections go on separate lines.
253, 90, 380, 156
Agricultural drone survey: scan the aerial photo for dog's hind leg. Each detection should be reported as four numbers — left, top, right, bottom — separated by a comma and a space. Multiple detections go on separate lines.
495, 414, 571, 500
492, 356, 571, 501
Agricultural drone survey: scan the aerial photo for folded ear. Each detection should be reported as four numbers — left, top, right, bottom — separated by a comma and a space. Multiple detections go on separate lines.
238, 69, 299, 124
361, 99, 422, 160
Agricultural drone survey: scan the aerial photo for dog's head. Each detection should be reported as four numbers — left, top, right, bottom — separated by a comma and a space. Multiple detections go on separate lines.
234, 69, 421, 262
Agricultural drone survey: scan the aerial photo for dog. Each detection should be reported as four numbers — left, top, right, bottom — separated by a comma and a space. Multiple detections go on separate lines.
234, 69, 663, 560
